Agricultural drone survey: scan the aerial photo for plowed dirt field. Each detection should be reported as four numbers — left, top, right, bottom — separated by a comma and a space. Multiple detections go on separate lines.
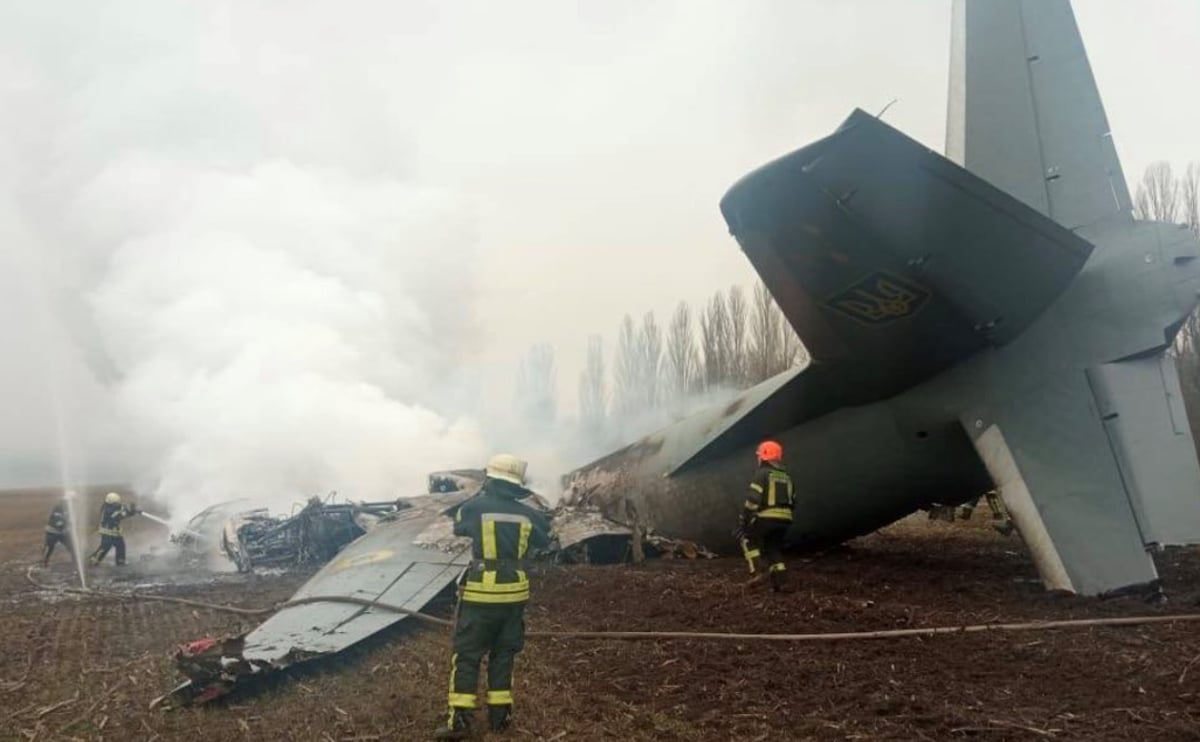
3, 487, 1199, 741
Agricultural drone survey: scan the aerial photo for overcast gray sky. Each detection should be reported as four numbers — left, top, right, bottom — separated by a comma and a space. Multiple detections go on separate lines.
0, 1, 1196, 495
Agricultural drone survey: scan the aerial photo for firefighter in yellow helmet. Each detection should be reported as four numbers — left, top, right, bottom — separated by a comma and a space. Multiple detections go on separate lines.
434, 454, 552, 740
736, 440, 795, 592
88, 492, 141, 566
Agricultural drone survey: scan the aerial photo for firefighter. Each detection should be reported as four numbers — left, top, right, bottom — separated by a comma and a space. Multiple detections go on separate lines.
42, 499, 74, 566
88, 492, 140, 566
434, 454, 552, 740
735, 440, 795, 592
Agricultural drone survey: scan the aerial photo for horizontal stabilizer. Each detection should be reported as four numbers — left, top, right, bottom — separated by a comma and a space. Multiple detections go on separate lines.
721, 109, 1094, 401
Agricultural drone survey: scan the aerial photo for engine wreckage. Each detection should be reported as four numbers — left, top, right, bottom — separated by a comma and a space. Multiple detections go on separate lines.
156, 472, 710, 707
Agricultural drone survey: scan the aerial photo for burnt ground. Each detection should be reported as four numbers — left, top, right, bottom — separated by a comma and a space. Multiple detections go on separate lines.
3, 488, 1200, 741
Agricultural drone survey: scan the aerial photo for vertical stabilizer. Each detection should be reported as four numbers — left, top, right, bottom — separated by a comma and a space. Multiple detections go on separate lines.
947, 0, 1132, 231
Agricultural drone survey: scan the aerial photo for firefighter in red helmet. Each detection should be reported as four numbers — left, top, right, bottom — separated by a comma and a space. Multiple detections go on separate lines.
735, 440, 795, 591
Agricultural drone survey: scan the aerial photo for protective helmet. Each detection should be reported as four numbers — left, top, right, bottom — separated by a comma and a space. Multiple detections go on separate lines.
485, 454, 528, 487
756, 440, 783, 464
105, 492, 122, 505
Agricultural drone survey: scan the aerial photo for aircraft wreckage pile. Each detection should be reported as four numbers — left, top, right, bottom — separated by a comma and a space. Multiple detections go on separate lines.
157, 471, 711, 707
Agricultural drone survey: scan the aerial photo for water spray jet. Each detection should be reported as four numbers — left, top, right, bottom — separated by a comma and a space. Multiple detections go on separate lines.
140, 510, 207, 543
57, 478, 87, 591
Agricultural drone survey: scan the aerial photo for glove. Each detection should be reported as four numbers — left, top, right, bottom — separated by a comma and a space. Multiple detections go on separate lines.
731, 527, 747, 542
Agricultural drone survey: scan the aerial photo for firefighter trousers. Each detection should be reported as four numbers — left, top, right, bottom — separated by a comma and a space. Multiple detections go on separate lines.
43, 532, 74, 564
447, 602, 525, 711
745, 518, 789, 575
90, 535, 126, 565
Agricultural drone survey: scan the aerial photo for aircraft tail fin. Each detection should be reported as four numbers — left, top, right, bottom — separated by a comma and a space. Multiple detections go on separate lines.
947, 0, 1131, 231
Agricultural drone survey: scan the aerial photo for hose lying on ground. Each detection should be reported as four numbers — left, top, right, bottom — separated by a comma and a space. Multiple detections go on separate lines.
26, 567, 1200, 642
26, 567, 273, 615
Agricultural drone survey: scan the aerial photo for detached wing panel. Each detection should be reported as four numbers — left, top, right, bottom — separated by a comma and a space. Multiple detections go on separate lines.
243, 500, 470, 661
720, 109, 1093, 401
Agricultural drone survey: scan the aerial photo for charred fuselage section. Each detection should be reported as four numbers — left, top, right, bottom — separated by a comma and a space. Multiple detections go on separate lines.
221, 497, 408, 573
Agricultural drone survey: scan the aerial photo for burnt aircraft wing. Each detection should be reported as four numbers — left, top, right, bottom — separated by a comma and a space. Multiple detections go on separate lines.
240, 495, 471, 658
164, 493, 473, 704
719, 108, 1093, 404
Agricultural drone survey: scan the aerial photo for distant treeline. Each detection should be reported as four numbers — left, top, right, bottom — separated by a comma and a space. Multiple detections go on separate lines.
514, 281, 806, 448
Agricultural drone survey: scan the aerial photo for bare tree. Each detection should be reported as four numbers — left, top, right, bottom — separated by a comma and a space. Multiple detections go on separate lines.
700, 292, 733, 390
727, 286, 749, 387
1183, 163, 1199, 234
1134, 161, 1181, 223
664, 301, 701, 414
748, 282, 783, 383
514, 344, 556, 432
782, 318, 807, 370
578, 335, 606, 445
746, 280, 808, 382
636, 312, 663, 410
612, 314, 639, 420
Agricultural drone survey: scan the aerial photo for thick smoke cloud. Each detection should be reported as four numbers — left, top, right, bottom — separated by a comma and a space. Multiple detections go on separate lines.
82, 159, 486, 515
1, 2, 494, 519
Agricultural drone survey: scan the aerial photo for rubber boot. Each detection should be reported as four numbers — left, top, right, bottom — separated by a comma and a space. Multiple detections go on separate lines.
769, 569, 788, 593
745, 572, 765, 587
488, 704, 513, 732
433, 709, 473, 740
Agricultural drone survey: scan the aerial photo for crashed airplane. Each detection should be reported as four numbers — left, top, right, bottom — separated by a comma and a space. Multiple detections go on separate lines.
158, 0, 1197, 706
564, 0, 1200, 597
159, 473, 710, 704
162, 488, 477, 706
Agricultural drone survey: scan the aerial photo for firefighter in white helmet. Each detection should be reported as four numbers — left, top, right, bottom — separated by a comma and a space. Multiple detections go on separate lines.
88, 492, 141, 566
434, 454, 552, 740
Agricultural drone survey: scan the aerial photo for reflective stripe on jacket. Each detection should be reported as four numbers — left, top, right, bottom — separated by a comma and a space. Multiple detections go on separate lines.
454, 480, 552, 605
743, 463, 795, 524
97, 503, 133, 537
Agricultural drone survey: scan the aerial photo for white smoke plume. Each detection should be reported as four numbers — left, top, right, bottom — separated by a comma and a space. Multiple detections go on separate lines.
1, 3, 493, 521
82, 159, 487, 517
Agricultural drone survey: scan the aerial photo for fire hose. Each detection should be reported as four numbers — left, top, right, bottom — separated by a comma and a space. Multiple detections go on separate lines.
26, 567, 1200, 642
